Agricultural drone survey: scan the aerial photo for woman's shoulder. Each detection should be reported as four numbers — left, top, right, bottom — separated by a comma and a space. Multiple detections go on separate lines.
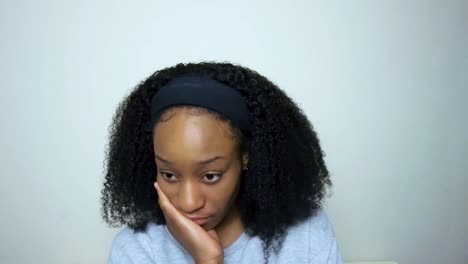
289, 207, 335, 237
111, 222, 164, 243
308, 207, 336, 241
283, 207, 338, 257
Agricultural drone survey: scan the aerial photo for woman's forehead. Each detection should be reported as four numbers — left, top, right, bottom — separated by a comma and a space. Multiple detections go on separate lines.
153, 109, 239, 157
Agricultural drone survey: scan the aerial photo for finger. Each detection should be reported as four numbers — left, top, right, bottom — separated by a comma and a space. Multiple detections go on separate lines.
154, 183, 223, 259
154, 182, 165, 203
154, 182, 171, 224
154, 182, 208, 232
154, 182, 205, 238
154, 182, 171, 212
154, 182, 185, 222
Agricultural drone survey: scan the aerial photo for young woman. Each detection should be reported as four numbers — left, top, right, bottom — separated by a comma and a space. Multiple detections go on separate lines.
101, 62, 343, 264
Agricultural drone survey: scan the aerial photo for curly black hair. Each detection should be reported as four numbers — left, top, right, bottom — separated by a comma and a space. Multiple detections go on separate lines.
101, 61, 332, 264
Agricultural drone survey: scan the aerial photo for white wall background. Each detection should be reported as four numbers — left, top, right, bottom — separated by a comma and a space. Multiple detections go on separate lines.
1, 1, 466, 263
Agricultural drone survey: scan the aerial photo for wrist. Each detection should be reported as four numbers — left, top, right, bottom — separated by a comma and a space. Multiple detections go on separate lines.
194, 256, 223, 264
195, 260, 223, 264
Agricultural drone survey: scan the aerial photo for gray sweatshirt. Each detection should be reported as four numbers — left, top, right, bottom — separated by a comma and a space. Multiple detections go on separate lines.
107, 208, 343, 264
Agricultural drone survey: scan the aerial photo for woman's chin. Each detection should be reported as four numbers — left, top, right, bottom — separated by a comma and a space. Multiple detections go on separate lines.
201, 219, 219, 231
201, 222, 214, 230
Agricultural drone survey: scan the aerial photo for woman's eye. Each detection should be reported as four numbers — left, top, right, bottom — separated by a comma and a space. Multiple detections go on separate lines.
203, 173, 221, 183
161, 171, 177, 181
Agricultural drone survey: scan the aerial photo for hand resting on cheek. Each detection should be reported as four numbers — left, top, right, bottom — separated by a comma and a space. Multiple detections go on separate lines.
154, 182, 224, 264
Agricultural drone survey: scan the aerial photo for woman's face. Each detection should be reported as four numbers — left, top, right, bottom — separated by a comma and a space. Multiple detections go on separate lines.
152, 108, 247, 230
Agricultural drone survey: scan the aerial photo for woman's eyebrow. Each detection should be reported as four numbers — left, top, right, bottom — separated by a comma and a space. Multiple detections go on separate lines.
155, 154, 226, 165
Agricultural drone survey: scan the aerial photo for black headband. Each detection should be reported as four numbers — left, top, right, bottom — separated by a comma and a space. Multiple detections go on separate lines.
146, 75, 251, 136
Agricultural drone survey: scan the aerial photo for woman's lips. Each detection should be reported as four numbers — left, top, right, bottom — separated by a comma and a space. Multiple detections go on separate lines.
191, 217, 210, 225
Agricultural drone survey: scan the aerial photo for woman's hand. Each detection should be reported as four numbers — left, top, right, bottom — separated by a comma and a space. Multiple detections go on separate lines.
154, 182, 224, 264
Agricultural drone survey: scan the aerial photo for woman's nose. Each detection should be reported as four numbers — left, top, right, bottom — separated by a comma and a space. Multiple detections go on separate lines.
177, 181, 205, 214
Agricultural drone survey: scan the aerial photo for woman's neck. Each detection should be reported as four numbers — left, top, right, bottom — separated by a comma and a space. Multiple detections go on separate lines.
214, 205, 245, 249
